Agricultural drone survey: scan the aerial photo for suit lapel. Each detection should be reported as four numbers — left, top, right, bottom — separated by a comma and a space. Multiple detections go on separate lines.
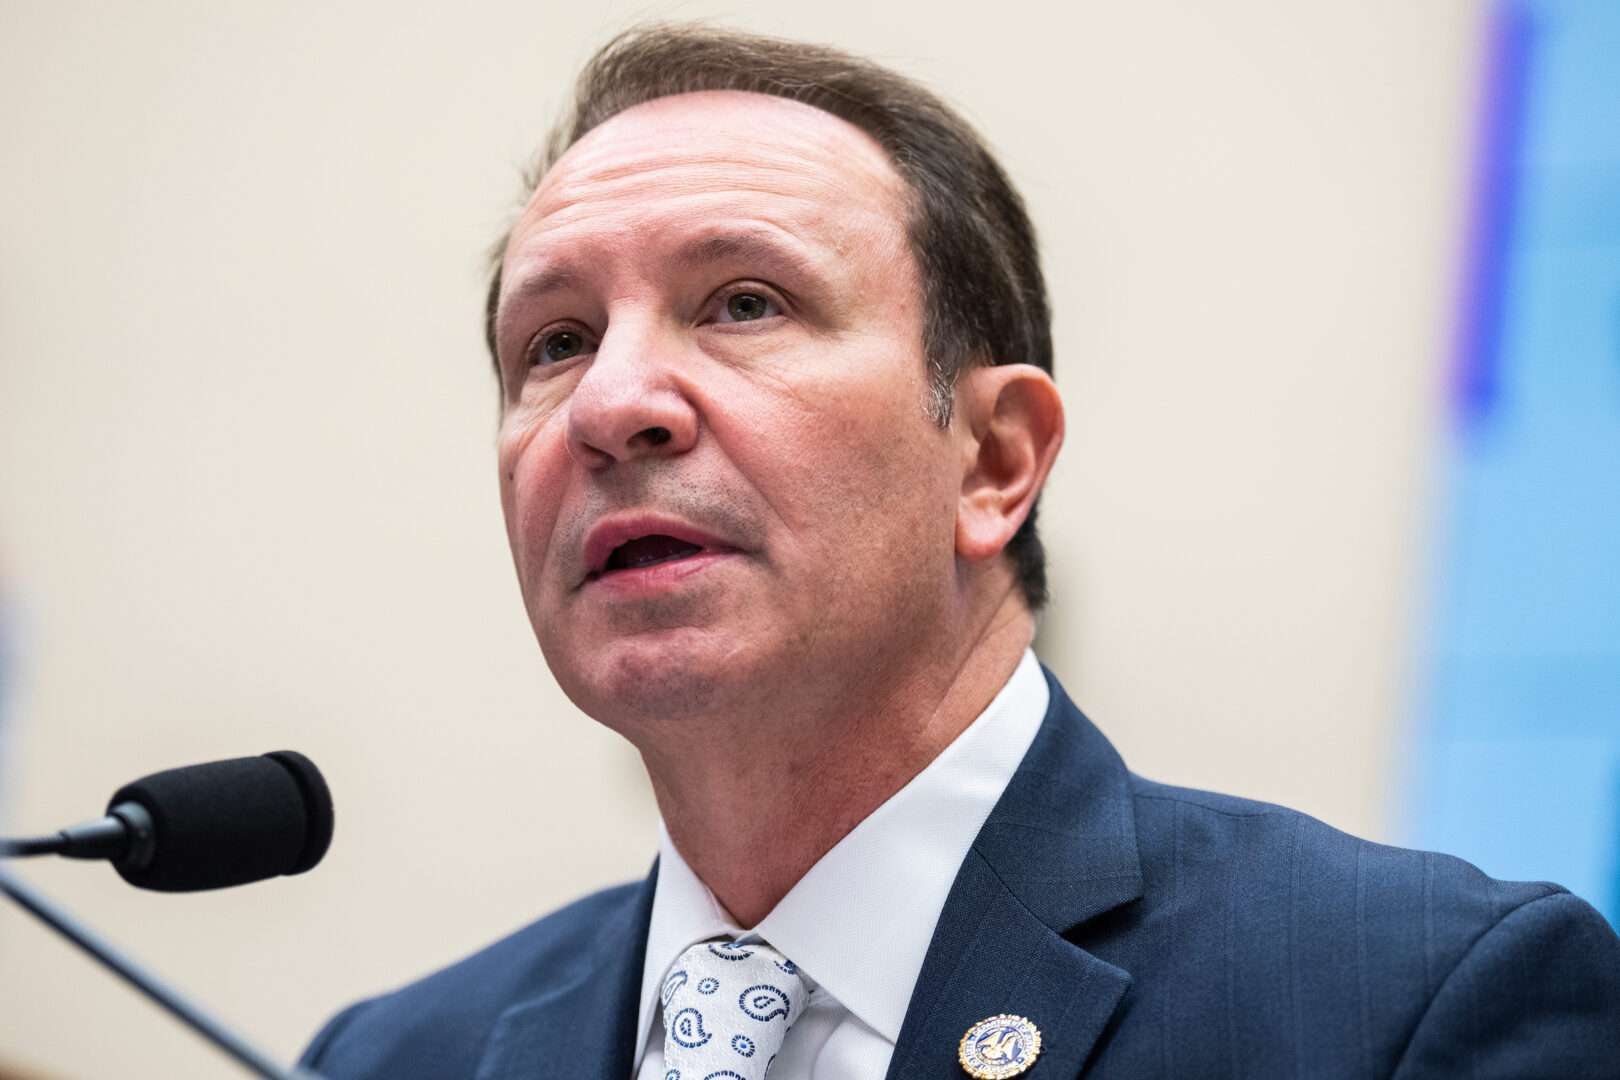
886, 669, 1144, 1079
475, 863, 658, 1080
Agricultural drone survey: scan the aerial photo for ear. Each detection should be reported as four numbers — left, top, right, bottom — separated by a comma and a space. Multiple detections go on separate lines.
953, 363, 1065, 564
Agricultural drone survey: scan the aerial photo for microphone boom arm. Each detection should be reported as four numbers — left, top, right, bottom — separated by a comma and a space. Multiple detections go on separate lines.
0, 833, 65, 856
0, 865, 322, 1080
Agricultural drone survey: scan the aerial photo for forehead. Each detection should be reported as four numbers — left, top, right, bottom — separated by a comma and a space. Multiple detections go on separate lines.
500, 91, 910, 289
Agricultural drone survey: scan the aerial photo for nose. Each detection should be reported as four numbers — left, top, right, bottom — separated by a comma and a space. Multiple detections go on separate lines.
565, 323, 698, 469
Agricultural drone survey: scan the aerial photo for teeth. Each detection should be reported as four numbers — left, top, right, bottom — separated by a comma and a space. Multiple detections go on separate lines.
604, 534, 704, 573
626, 549, 682, 569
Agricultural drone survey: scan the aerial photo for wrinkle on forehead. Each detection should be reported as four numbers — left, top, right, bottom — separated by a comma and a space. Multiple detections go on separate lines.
549, 140, 873, 205
505, 91, 910, 269
559, 90, 899, 190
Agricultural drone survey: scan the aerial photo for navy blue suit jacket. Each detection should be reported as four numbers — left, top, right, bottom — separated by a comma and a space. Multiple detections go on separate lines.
302, 670, 1620, 1077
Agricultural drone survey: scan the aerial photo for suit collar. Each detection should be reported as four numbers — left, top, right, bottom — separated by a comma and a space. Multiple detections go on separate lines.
474, 862, 657, 1080
974, 665, 1144, 931
884, 666, 1143, 1079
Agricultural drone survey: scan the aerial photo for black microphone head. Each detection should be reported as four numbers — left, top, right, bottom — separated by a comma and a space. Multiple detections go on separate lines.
107, 751, 335, 892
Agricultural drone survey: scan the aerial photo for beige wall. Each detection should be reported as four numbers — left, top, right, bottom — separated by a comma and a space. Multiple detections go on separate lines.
0, 2, 1481, 1075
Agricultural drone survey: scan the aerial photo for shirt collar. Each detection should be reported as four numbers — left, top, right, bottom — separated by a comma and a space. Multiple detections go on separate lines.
632, 648, 1050, 1063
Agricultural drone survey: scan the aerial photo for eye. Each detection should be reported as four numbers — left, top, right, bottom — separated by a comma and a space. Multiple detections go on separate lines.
525, 326, 595, 367
715, 289, 782, 324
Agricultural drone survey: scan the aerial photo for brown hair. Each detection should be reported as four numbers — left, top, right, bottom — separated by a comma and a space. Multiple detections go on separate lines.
486, 23, 1054, 609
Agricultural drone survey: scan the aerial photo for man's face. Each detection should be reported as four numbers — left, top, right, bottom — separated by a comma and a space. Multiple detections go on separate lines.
493, 91, 964, 733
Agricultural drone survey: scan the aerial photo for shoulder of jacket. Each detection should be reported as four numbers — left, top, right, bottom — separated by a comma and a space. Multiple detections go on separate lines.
307, 878, 645, 1068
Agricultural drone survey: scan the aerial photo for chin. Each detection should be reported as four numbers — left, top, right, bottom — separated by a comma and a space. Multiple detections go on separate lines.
552, 628, 751, 731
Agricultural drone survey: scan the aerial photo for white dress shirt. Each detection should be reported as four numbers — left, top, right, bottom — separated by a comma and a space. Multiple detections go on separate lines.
632, 649, 1050, 1079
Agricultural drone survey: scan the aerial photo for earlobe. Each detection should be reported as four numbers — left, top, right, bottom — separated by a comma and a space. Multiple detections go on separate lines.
954, 364, 1064, 563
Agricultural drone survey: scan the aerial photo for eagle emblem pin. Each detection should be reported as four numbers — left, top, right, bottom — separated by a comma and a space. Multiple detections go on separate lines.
959, 1013, 1042, 1078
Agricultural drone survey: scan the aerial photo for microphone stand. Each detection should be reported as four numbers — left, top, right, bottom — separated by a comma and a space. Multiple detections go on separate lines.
0, 866, 322, 1080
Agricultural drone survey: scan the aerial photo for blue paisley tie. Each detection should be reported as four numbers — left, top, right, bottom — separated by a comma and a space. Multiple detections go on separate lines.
659, 939, 806, 1080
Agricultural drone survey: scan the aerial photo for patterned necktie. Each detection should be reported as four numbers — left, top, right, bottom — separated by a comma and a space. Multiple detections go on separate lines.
659, 939, 807, 1080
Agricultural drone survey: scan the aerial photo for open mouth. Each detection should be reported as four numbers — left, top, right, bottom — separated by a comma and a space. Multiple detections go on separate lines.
590, 534, 706, 579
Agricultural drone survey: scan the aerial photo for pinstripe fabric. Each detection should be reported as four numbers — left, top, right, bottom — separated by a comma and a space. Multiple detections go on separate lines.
302, 668, 1620, 1078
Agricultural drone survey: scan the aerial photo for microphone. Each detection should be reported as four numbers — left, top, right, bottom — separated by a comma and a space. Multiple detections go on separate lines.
1, 750, 334, 891
0, 752, 333, 1078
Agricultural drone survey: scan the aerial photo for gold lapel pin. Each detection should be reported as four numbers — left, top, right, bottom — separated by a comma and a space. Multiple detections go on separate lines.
959, 1013, 1042, 1078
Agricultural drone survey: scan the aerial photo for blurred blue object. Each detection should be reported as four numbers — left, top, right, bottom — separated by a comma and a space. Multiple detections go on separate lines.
1410, 0, 1620, 926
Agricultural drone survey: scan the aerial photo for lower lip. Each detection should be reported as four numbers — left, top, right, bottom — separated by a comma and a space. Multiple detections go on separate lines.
584, 550, 737, 598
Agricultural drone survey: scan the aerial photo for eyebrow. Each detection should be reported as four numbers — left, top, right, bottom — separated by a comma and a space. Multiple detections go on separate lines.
496, 227, 824, 333
667, 230, 821, 279
499, 264, 584, 313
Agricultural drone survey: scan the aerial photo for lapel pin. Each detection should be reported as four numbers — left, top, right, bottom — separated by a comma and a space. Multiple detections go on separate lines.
959, 1013, 1042, 1078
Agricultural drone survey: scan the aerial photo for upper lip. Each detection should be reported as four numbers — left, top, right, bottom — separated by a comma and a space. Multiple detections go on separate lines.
581, 514, 736, 582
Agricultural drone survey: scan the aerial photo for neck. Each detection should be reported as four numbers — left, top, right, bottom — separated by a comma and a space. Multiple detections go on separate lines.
643, 588, 1034, 927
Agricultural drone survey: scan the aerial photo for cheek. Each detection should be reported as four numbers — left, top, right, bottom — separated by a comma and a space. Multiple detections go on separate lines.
731, 360, 954, 556
496, 406, 570, 581
823, 375, 958, 547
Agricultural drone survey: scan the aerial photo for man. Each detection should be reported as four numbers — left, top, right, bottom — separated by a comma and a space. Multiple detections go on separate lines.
302, 24, 1620, 1079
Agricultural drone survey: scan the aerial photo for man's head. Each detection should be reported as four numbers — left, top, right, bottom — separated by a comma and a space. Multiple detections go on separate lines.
488, 26, 1063, 734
